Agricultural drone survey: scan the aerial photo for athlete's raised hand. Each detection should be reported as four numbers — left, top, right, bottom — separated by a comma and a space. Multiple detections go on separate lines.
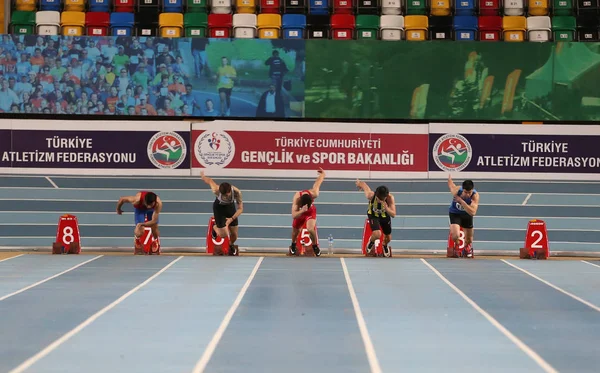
317, 167, 325, 176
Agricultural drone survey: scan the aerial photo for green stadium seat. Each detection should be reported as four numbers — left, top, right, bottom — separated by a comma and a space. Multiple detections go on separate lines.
187, 0, 208, 11
356, 15, 379, 39
185, 12, 208, 36
552, 16, 576, 40
553, 0, 574, 15
406, 0, 427, 15
11, 11, 36, 35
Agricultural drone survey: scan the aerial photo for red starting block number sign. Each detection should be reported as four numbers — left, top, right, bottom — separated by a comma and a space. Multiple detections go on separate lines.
295, 221, 319, 255
141, 226, 158, 254
54, 214, 81, 254
206, 217, 230, 254
522, 219, 549, 259
446, 227, 466, 257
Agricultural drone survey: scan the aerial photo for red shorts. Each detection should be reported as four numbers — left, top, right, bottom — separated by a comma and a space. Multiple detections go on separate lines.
292, 205, 317, 229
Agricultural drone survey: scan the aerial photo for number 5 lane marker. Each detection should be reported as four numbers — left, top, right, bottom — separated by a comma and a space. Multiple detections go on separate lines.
0, 255, 103, 302
502, 260, 600, 313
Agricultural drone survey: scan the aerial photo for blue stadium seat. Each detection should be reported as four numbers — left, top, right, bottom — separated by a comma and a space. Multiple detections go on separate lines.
110, 12, 135, 36
454, 15, 478, 40
282, 14, 306, 38
455, 0, 476, 15
309, 0, 329, 14
89, 0, 111, 12
40, 0, 62, 11
163, 0, 185, 12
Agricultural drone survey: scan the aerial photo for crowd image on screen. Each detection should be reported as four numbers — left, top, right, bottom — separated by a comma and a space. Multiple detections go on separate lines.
0, 34, 218, 116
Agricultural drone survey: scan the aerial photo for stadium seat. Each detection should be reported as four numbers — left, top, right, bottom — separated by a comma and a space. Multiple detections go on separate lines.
164, 0, 185, 11
36, 11, 61, 35
504, 0, 525, 15
331, 14, 355, 38
406, 0, 427, 15
159, 12, 184, 36
110, 12, 135, 36
357, 0, 380, 14
185, 12, 208, 35
429, 15, 452, 39
576, 15, 599, 40
61, 11, 86, 36
404, 15, 428, 40
15, 0, 37, 11
212, 0, 233, 13
527, 15, 551, 40
577, 0, 599, 14
40, 0, 61, 11
208, 13, 233, 37
115, 0, 135, 12
306, 14, 330, 38
380, 14, 404, 40
552, 15, 576, 40
356, 14, 379, 38
381, 0, 401, 14
232, 13, 257, 37
431, 0, 451, 16
187, 0, 208, 11
553, 0, 574, 14
64, 0, 86, 11
528, 0, 549, 15
138, 0, 160, 12
86, 12, 110, 35
89, 0, 111, 12
503, 15, 527, 40
333, 0, 353, 13
261, 0, 281, 13
136, 9, 159, 35
257, 13, 282, 38
11, 11, 36, 35
479, 15, 502, 40
455, 0, 476, 15
454, 15, 478, 40
236, 0, 258, 12
309, 0, 329, 14
479, 0, 500, 15
284, 0, 307, 13
282, 13, 306, 38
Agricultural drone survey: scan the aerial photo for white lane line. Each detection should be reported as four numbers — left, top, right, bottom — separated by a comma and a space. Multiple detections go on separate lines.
0, 255, 103, 302
502, 260, 600, 313
45, 177, 59, 189
340, 258, 382, 373
582, 260, 600, 269
192, 257, 264, 373
522, 193, 532, 205
421, 259, 558, 373
0, 254, 24, 263
8, 256, 184, 373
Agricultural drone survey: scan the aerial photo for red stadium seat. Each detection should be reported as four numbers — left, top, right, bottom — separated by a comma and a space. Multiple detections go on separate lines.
333, 0, 353, 13
331, 14, 355, 39
208, 13, 233, 37
479, 15, 502, 40
261, 0, 281, 13
479, 0, 500, 15
86, 12, 110, 36
114, 0, 135, 12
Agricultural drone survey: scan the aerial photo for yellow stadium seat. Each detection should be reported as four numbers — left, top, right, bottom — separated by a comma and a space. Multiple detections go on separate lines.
404, 15, 428, 40
236, 0, 257, 13
257, 13, 281, 39
528, 0, 549, 15
64, 0, 86, 12
159, 13, 184, 37
61, 11, 85, 36
503, 16, 527, 41
15, 0, 36, 12
430, 0, 451, 16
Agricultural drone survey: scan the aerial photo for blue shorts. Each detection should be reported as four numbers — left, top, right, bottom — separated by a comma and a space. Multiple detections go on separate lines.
134, 208, 158, 225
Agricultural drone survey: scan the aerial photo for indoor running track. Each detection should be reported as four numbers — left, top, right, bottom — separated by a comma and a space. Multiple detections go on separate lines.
1, 254, 600, 373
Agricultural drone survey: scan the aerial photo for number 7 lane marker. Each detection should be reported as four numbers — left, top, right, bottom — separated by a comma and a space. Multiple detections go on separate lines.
501, 260, 600, 313
0, 255, 103, 302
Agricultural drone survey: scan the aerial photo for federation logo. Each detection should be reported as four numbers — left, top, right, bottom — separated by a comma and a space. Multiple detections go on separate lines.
195, 130, 235, 168
432, 133, 472, 172
147, 132, 187, 169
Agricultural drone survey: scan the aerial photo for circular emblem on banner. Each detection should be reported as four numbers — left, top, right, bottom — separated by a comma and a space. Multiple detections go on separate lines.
432, 133, 472, 172
194, 131, 235, 168
147, 132, 187, 169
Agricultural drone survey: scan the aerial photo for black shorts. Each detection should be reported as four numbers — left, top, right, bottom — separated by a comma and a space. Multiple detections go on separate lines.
213, 199, 238, 228
218, 87, 232, 96
449, 213, 474, 229
368, 215, 392, 235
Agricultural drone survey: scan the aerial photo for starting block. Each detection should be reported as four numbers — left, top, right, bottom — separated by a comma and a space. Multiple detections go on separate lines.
288, 221, 318, 256
520, 219, 549, 259
446, 227, 472, 258
134, 216, 160, 255
206, 217, 238, 256
52, 214, 81, 254
361, 218, 392, 257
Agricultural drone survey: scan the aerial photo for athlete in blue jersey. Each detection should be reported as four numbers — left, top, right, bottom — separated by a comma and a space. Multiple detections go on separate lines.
448, 175, 480, 258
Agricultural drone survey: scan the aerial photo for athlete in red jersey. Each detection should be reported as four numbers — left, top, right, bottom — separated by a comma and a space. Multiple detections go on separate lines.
117, 191, 162, 252
290, 168, 326, 256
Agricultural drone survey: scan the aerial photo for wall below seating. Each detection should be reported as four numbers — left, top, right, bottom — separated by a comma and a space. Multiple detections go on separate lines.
1, 34, 600, 123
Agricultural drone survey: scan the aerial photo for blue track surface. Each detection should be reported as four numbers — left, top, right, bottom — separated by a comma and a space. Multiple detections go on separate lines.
1, 175, 600, 254
1, 254, 600, 373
